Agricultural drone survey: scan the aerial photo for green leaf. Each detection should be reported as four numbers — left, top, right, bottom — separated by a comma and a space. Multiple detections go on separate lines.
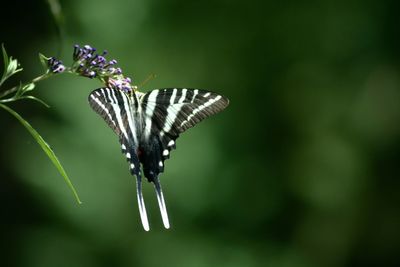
0, 44, 23, 87
39, 53, 50, 72
1, 44, 10, 87
2, 44, 9, 71
7, 58, 18, 73
22, 82, 35, 92
0, 103, 82, 204
46, 0, 65, 54
46, 0, 64, 26
20, 95, 50, 108
14, 82, 23, 98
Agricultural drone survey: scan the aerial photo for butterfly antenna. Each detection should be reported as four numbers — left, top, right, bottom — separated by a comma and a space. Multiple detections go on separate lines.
136, 173, 150, 231
153, 176, 170, 229
137, 73, 157, 89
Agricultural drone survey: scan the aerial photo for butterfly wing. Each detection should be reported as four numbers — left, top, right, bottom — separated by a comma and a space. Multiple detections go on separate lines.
88, 87, 229, 231
139, 88, 229, 228
88, 87, 150, 231
140, 88, 230, 176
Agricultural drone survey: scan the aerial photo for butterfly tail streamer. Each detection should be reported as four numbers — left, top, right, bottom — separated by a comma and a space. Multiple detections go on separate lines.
153, 176, 170, 229
135, 173, 150, 231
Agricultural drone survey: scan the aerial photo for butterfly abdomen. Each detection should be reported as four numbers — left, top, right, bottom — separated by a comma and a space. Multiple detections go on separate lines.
139, 135, 165, 182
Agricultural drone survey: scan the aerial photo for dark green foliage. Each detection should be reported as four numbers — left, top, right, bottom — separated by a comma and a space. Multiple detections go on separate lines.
0, 0, 399, 267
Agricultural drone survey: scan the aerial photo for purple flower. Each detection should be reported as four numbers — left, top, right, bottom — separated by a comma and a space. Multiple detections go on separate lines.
107, 77, 133, 93
47, 57, 65, 73
115, 68, 122, 75
72, 45, 124, 78
71, 44, 135, 92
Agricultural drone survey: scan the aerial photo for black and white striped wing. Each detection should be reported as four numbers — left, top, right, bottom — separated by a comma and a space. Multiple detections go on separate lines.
88, 87, 140, 165
139, 88, 228, 229
88, 87, 229, 231
88, 88, 150, 231
140, 88, 229, 166
88, 88, 138, 151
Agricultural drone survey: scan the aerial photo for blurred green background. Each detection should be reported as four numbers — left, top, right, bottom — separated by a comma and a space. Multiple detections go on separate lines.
1, 0, 399, 266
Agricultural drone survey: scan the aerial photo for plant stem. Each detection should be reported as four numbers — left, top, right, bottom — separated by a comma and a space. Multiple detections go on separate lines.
0, 74, 50, 99
0, 68, 89, 101
32, 73, 51, 83
0, 71, 72, 99
0, 85, 19, 99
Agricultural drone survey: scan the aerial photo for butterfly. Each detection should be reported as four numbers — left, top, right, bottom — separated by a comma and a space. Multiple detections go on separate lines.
88, 87, 229, 231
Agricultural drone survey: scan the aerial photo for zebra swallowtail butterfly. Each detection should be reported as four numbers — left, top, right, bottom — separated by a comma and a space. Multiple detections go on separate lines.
88, 87, 229, 231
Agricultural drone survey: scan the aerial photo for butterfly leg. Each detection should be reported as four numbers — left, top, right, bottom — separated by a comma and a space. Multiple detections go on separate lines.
153, 176, 170, 229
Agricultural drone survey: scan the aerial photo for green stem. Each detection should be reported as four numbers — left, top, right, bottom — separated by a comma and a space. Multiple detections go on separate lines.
0, 98, 17, 103
32, 73, 51, 83
0, 70, 76, 100
0, 85, 19, 99
0, 74, 50, 99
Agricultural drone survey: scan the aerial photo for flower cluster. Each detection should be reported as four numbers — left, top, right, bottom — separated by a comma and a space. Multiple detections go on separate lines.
47, 57, 65, 73
73, 45, 115, 78
45, 44, 136, 93
108, 77, 134, 93
72, 44, 134, 93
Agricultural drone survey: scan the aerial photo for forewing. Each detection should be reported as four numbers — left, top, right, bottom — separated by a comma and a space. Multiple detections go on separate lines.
142, 88, 229, 135
140, 88, 229, 169
88, 87, 141, 174
89, 87, 150, 230
139, 88, 228, 229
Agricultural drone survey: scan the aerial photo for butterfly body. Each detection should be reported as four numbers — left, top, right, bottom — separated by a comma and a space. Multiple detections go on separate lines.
89, 87, 229, 231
